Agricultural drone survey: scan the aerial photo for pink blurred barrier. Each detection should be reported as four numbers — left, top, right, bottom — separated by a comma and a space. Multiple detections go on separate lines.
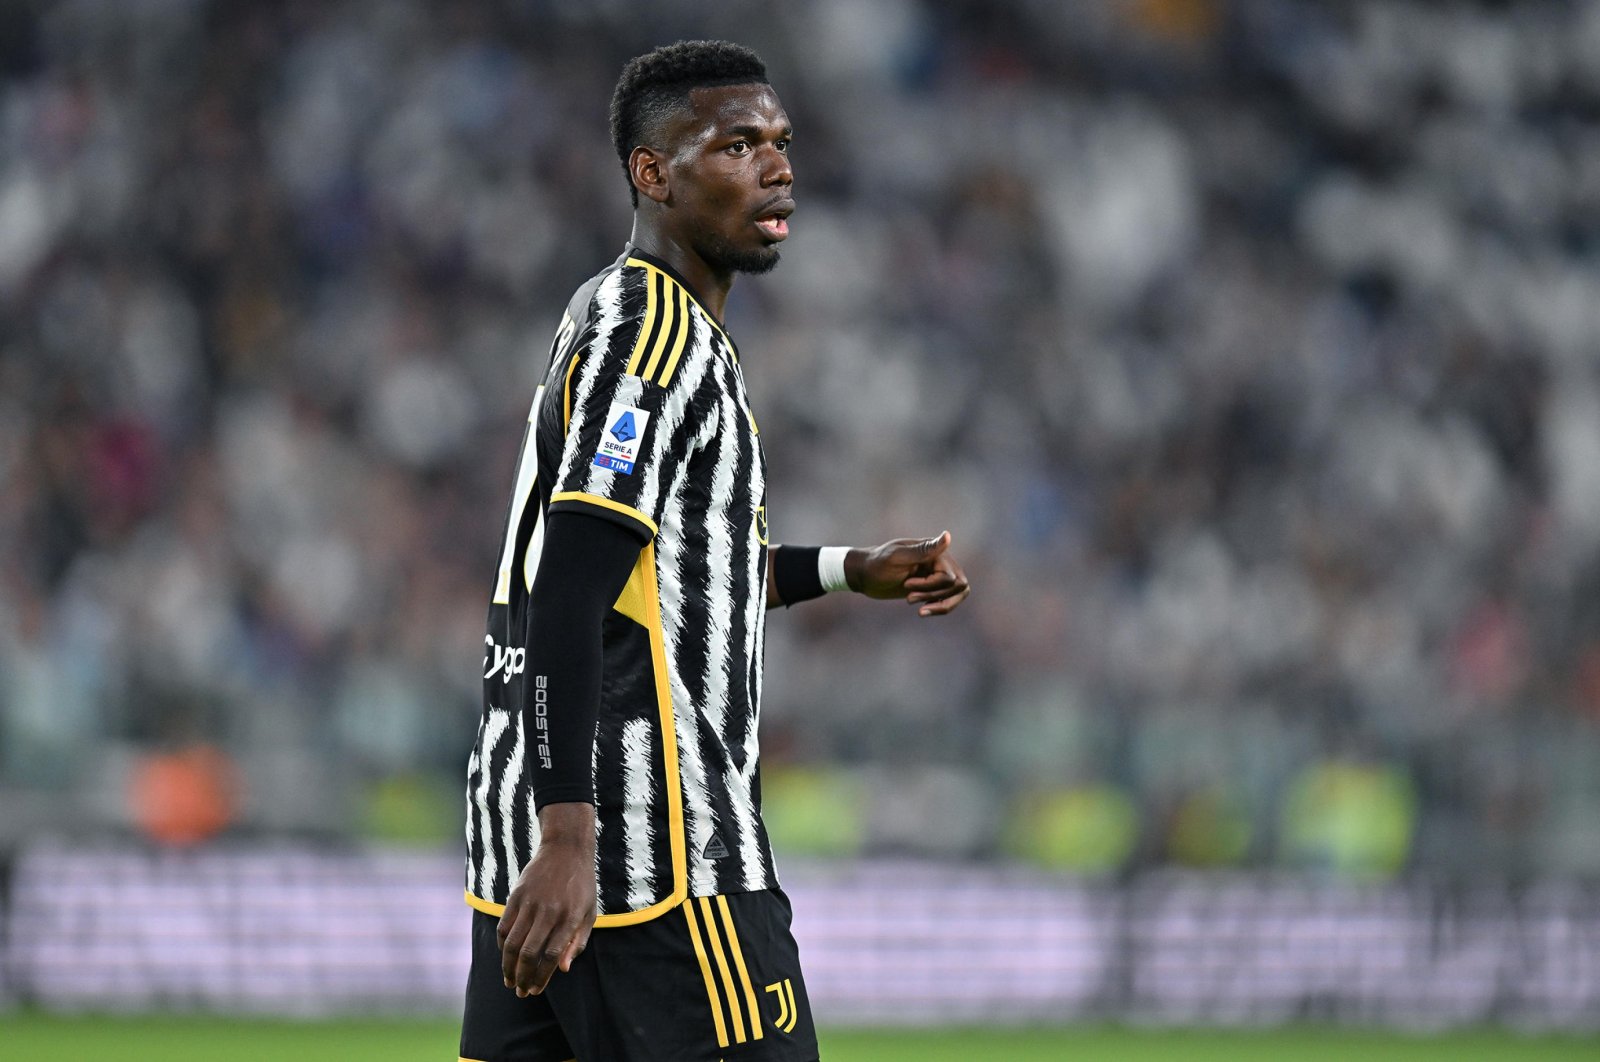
4, 845, 1597, 1029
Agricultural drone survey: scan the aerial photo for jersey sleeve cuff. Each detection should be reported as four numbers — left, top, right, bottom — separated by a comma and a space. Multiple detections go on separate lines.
772, 544, 825, 606
548, 491, 657, 543
532, 786, 597, 813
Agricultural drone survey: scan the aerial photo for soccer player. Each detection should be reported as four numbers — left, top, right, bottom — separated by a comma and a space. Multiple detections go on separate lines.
461, 40, 971, 1062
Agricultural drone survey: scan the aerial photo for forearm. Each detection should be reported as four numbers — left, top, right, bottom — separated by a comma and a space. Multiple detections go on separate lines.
523, 511, 643, 809
770, 531, 969, 615
766, 544, 858, 608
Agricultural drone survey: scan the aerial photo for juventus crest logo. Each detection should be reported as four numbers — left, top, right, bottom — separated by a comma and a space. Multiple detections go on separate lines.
765, 979, 799, 1033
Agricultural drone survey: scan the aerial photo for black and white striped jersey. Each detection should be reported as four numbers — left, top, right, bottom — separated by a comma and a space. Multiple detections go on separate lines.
466, 246, 775, 927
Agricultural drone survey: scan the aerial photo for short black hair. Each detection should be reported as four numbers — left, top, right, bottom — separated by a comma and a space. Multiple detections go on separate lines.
610, 40, 769, 207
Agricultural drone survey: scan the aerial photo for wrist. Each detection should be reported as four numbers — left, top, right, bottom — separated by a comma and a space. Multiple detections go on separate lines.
819, 546, 854, 594
842, 547, 865, 593
771, 544, 858, 603
537, 802, 596, 846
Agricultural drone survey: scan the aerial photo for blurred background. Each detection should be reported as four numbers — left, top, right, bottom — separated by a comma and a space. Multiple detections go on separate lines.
3, 0, 1600, 1047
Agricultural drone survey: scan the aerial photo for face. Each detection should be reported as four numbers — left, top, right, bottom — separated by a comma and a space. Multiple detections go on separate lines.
659, 83, 794, 275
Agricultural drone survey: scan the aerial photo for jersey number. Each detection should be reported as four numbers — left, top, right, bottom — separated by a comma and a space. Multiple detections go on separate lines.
492, 314, 578, 605
492, 384, 545, 605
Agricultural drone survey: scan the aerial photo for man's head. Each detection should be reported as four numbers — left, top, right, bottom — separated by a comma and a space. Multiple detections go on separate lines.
610, 40, 794, 276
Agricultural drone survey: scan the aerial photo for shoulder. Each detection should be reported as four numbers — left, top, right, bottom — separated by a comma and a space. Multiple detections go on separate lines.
563, 254, 641, 336
605, 257, 708, 389
565, 253, 731, 392
548, 262, 649, 384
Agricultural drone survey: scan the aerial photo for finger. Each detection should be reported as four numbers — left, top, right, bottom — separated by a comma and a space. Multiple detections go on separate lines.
496, 891, 524, 941
909, 583, 964, 605
905, 574, 957, 598
498, 902, 533, 989
907, 556, 965, 597
898, 531, 950, 563
558, 921, 593, 973
514, 916, 565, 996
918, 582, 970, 616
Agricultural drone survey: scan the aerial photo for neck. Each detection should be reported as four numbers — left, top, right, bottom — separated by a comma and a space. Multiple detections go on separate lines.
628, 219, 733, 323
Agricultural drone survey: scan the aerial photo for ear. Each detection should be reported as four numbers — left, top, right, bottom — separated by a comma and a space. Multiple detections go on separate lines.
629, 146, 670, 204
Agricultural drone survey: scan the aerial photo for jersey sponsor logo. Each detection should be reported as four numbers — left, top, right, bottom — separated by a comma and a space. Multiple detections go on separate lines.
594, 400, 650, 475
483, 635, 525, 685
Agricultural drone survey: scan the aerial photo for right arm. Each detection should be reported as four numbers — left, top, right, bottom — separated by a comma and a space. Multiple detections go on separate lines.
496, 511, 642, 997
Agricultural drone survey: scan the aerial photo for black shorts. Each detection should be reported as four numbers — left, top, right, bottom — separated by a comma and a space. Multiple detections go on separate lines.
460, 887, 818, 1062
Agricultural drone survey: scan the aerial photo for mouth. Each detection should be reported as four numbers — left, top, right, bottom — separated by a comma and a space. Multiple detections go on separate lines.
753, 200, 794, 242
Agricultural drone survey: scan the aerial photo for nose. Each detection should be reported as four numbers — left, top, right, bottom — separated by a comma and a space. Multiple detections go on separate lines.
762, 145, 792, 188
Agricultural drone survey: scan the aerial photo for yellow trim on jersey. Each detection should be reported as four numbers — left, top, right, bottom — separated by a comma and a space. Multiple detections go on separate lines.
465, 890, 504, 917
698, 897, 748, 1043
595, 539, 687, 926
547, 491, 658, 539
683, 900, 731, 1049
626, 257, 734, 352
624, 269, 659, 376
623, 265, 702, 387
460, 1056, 487, 1061
716, 895, 764, 1040
466, 884, 687, 928
655, 285, 693, 387
611, 553, 651, 627
639, 276, 677, 383
589, 889, 679, 927
562, 348, 582, 431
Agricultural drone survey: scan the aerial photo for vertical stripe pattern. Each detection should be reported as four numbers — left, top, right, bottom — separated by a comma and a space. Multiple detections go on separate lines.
466, 249, 776, 922
717, 895, 765, 1039
683, 899, 730, 1048
619, 717, 655, 909
698, 895, 747, 1043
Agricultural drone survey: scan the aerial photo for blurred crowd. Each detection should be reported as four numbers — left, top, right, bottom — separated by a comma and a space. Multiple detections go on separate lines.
3, 0, 1600, 879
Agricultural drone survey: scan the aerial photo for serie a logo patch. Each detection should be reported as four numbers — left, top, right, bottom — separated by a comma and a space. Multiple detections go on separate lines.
594, 401, 650, 475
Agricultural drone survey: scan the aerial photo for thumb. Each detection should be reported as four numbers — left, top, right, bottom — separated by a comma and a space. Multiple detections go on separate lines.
919, 530, 951, 556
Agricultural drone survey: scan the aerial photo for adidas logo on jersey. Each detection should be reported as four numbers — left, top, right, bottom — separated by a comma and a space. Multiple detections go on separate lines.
702, 834, 729, 860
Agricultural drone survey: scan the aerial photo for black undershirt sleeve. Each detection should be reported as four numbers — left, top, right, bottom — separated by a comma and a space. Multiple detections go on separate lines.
770, 544, 825, 606
524, 509, 645, 812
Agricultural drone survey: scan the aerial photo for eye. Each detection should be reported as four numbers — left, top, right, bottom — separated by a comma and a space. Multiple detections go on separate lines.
727, 140, 750, 156
776, 139, 789, 153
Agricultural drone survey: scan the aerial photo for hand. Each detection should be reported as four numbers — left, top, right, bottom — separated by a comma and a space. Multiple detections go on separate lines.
497, 803, 597, 997
846, 530, 972, 616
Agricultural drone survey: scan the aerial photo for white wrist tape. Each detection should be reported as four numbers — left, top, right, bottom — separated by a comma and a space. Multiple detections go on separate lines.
818, 547, 852, 593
